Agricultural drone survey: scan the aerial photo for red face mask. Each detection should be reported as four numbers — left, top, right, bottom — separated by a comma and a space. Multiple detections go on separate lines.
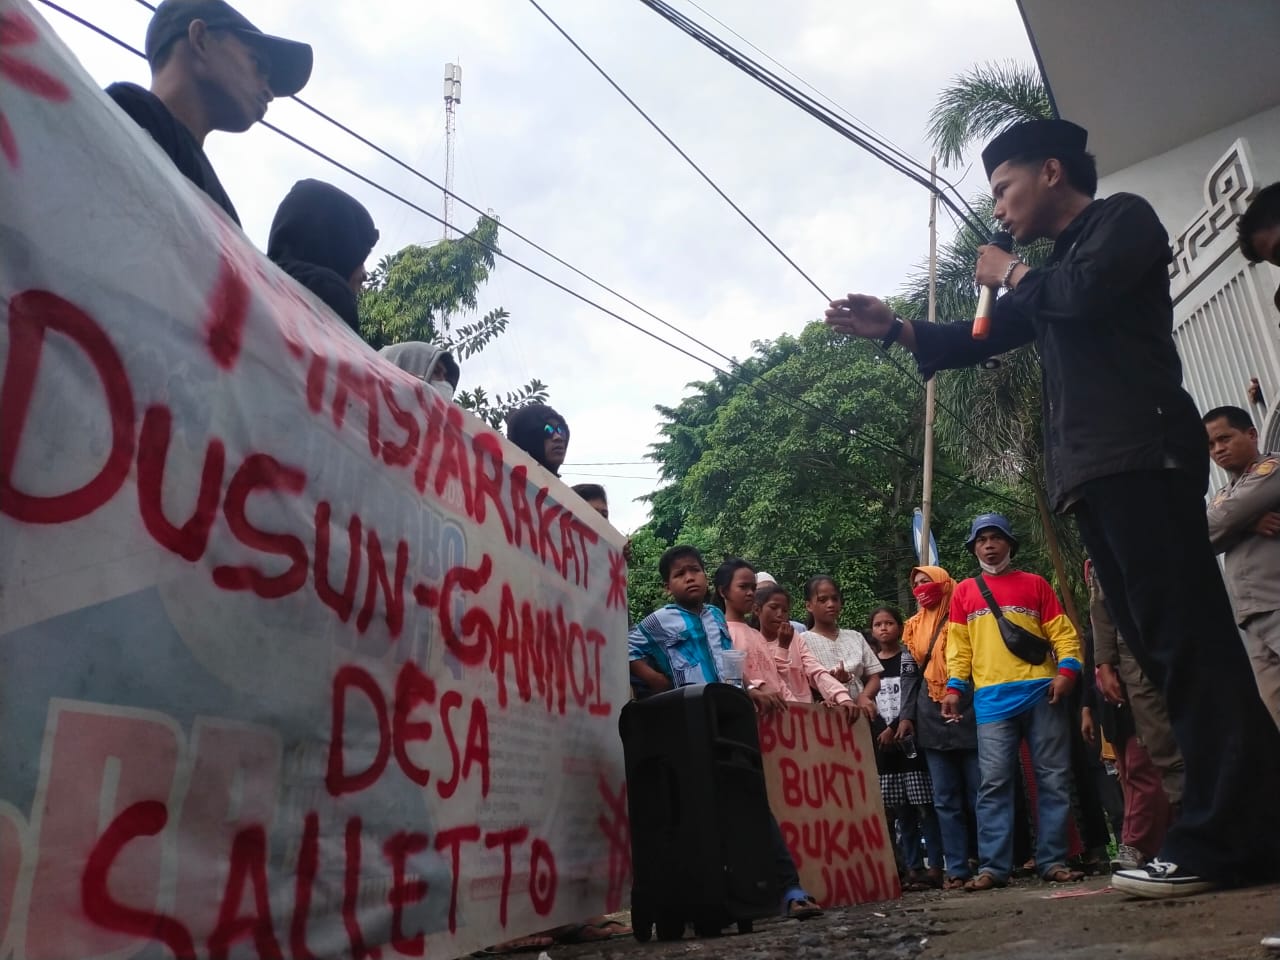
913, 581, 944, 609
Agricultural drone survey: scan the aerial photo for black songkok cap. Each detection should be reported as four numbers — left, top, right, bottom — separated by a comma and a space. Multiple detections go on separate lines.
981, 119, 1088, 180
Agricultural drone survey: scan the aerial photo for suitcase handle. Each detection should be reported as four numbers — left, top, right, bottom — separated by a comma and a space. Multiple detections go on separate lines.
712, 736, 764, 771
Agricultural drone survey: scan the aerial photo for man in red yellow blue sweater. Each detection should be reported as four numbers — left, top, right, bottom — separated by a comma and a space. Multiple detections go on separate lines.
942, 514, 1084, 890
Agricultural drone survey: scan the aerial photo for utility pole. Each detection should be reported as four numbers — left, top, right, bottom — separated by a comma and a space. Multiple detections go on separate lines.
442, 62, 461, 240
920, 157, 939, 559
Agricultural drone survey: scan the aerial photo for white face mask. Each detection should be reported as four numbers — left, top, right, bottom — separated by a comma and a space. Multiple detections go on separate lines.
978, 556, 1012, 576
429, 379, 456, 402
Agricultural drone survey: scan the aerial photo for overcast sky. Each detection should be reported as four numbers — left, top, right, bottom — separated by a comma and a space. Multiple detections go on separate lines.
42, 0, 1035, 534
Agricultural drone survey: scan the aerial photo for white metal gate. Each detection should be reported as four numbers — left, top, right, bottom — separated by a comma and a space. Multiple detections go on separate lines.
1169, 138, 1280, 485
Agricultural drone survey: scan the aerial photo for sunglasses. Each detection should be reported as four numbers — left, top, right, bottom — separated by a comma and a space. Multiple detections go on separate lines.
543, 423, 569, 439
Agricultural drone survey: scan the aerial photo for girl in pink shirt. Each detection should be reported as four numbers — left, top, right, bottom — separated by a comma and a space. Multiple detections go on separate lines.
713, 559, 790, 710
755, 582, 858, 717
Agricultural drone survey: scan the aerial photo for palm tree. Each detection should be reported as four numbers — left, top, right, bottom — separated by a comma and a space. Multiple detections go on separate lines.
901, 61, 1086, 623
927, 61, 1054, 167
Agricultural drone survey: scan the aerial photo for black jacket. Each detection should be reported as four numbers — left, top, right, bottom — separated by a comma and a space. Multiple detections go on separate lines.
107, 83, 240, 225
273, 258, 362, 332
899, 646, 977, 752
105, 82, 240, 225
913, 193, 1207, 511
268, 180, 379, 335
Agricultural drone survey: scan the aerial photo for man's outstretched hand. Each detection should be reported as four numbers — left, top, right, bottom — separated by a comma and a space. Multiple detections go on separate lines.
824, 294, 897, 341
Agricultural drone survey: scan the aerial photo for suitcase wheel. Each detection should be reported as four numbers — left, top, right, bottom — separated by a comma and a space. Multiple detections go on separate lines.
656, 915, 685, 941
693, 916, 724, 938
631, 910, 653, 943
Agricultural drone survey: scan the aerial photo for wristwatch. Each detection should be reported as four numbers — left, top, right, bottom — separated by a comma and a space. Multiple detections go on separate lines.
880, 315, 905, 349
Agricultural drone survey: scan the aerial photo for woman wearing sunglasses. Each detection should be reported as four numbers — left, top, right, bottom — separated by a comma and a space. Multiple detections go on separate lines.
506, 403, 570, 476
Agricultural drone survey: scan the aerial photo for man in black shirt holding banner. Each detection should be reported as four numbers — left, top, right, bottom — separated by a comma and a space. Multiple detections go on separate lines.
107, 0, 313, 225
825, 118, 1280, 899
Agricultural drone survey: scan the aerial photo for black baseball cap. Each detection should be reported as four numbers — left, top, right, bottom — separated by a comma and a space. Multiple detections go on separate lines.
145, 0, 313, 97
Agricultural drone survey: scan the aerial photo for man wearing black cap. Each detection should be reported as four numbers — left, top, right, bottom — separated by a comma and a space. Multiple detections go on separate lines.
106, 0, 313, 225
825, 118, 1280, 899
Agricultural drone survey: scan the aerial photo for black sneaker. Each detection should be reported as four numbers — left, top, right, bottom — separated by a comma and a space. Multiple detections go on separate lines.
1112, 860, 1214, 899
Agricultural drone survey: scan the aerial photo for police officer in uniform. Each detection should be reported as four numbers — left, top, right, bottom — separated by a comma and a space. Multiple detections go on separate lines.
1205, 405, 1280, 730
824, 118, 1280, 899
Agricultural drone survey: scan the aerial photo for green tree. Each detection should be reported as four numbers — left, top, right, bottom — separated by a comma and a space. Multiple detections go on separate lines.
645, 350, 779, 544
360, 214, 548, 428
635, 324, 1036, 623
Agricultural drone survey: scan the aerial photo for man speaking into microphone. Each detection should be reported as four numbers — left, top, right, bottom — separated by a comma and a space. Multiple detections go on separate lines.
825, 118, 1280, 899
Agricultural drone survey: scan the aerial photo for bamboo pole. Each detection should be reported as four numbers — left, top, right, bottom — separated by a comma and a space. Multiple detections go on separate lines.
920, 158, 939, 563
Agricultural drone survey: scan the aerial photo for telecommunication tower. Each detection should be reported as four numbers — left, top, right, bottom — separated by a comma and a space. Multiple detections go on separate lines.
442, 62, 461, 240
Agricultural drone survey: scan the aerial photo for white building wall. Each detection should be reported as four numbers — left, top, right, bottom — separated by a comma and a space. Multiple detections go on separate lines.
1098, 107, 1280, 467
1099, 105, 1280, 228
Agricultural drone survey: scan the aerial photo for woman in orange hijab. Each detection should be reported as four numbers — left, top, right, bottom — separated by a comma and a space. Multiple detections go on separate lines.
898, 565, 980, 891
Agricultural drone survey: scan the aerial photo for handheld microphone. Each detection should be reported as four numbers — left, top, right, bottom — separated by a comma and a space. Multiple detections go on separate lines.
972, 231, 1014, 340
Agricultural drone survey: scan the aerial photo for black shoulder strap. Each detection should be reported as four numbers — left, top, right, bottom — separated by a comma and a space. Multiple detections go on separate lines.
918, 613, 948, 672
975, 574, 1004, 622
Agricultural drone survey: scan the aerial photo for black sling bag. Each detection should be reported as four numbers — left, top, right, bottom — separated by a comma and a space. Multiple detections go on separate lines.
974, 574, 1054, 666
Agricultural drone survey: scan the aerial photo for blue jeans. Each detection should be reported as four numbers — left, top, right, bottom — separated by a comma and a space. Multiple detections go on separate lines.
923, 748, 980, 879
975, 693, 1073, 881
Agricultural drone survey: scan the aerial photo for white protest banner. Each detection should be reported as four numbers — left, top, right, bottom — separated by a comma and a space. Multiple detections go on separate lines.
0, 3, 631, 957
758, 706, 899, 907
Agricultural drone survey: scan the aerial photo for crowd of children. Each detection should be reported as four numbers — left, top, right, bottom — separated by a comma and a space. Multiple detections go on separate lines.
626, 513, 1179, 900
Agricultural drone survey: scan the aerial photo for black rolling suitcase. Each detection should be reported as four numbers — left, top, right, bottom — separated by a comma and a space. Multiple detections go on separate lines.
619, 683, 776, 942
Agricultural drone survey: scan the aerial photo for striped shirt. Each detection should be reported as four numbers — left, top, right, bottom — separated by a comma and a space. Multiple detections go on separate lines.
628, 603, 732, 690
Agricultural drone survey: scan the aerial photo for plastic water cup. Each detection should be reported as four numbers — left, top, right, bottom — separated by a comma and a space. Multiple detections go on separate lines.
720, 649, 746, 688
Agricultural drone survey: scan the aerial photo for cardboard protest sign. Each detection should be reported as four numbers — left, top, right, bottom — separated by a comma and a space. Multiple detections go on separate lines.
759, 705, 900, 906
0, 3, 630, 957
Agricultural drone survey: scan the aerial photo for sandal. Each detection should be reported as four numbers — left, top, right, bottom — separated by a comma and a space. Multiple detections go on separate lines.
942, 876, 968, 891
964, 873, 1007, 892
475, 934, 555, 955
1043, 866, 1085, 884
551, 920, 634, 944
783, 895, 823, 920
902, 870, 933, 892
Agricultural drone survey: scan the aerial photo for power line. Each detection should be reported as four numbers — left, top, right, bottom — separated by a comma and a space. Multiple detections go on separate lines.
118, 0, 788, 388
43, 0, 1030, 512
570, 463, 655, 471
525, 0, 829, 302
560, 472, 660, 480
523, 0, 1035, 500
677, 0, 915, 170
674, 0, 977, 235
635, 0, 990, 238
129, 0, 1021, 488
613, 4, 1040, 487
